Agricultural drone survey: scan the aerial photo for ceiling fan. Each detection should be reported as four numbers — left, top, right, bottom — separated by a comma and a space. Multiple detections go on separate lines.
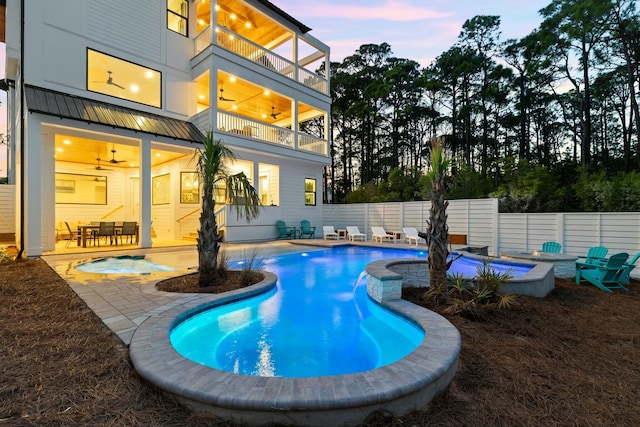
109, 148, 127, 164
93, 158, 113, 171
271, 106, 281, 119
219, 89, 236, 102
93, 71, 125, 89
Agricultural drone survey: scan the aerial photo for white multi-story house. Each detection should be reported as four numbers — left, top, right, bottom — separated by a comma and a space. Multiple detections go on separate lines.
2, 0, 331, 256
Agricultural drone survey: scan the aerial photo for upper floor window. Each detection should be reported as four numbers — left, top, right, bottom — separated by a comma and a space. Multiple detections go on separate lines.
305, 178, 316, 206
167, 0, 189, 36
87, 49, 162, 108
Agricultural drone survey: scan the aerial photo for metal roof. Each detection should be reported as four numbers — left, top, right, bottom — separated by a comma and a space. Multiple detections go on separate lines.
25, 85, 206, 144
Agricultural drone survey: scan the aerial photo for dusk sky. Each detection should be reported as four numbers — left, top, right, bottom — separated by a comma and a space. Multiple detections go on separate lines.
270, 0, 546, 66
0, 1, 547, 178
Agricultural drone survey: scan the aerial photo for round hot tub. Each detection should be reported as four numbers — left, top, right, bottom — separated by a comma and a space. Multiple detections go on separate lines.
500, 250, 578, 279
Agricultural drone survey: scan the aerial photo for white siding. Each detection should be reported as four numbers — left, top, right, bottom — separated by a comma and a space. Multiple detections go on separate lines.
0, 185, 16, 235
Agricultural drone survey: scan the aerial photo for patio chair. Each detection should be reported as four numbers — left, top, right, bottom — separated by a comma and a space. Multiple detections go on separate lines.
575, 252, 629, 293
402, 227, 425, 246
117, 221, 138, 245
620, 251, 640, 285
299, 220, 316, 239
276, 221, 296, 240
93, 221, 115, 246
541, 241, 562, 253
64, 221, 82, 248
371, 226, 395, 243
346, 226, 366, 241
322, 226, 339, 240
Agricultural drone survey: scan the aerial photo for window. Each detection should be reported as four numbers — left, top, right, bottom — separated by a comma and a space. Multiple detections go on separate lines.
259, 163, 279, 206
305, 178, 316, 206
55, 173, 107, 205
180, 172, 199, 204
167, 0, 188, 36
87, 49, 162, 108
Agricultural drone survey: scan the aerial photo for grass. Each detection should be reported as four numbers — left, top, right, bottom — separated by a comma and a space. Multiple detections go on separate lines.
1, 254, 640, 426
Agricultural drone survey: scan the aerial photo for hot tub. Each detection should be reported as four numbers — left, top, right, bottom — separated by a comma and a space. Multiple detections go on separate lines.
500, 250, 578, 279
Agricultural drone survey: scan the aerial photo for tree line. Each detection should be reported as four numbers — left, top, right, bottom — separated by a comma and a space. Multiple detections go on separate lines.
325, 0, 640, 212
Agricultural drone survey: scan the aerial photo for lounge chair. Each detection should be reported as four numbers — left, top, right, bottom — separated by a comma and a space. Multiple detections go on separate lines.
346, 226, 366, 241
620, 251, 640, 285
575, 252, 629, 293
402, 227, 425, 246
299, 220, 316, 238
276, 221, 296, 239
541, 241, 562, 253
371, 226, 395, 243
322, 226, 339, 240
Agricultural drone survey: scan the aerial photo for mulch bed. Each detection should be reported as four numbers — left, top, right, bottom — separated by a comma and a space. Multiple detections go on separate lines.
1, 257, 640, 426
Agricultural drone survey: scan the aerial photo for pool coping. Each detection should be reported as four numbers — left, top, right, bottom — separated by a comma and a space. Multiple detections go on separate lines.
129, 269, 461, 426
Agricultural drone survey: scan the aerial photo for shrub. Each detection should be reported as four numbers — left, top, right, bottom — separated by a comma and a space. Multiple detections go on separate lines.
424, 260, 517, 320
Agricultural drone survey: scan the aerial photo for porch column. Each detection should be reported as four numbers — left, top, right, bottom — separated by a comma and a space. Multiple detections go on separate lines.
23, 117, 42, 256
139, 137, 152, 247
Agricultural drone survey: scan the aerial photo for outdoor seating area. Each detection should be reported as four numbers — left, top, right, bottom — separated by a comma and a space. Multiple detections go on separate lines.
58, 221, 139, 248
575, 247, 640, 293
275, 220, 317, 239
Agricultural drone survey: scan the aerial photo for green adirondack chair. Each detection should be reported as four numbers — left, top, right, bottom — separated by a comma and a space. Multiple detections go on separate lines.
575, 252, 629, 293
299, 220, 316, 239
619, 251, 640, 285
276, 221, 296, 240
541, 241, 562, 253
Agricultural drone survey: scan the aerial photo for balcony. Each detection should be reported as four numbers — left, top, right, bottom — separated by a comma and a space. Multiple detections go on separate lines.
216, 111, 327, 155
194, 25, 328, 95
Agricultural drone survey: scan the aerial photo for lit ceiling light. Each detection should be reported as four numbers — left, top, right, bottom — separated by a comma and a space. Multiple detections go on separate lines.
264, 90, 270, 96
199, 94, 205, 100
215, 4, 220, 10
245, 22, 251, 28
145, 70, 154, 78
198, 19, 206, 26
129, 163, 135, 167
155, 153, 161, 157
63, 139, 71, 145
56, 147, 63, 152
130, 84, 140, 93
262, 113, 267, 119
232, 105, 237, 110
230, 13, 237, 20
230, 76, 236, 82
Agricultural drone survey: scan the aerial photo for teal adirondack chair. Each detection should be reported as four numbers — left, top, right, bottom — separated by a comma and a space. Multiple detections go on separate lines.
299, 220, 316, 239
541, 241, 562, 253
575, 252, 629, 293
619, 251, 640, 285
276, 221, 296, 240
584, 246, 608, 264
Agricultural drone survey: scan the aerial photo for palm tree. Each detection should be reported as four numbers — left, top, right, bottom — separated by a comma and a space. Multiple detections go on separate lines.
425, 137, 450, 287
194, 132, 260, 287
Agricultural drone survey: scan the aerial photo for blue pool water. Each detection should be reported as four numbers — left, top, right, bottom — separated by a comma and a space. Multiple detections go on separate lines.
170, 246, 533, 378
75, 255, 175, 274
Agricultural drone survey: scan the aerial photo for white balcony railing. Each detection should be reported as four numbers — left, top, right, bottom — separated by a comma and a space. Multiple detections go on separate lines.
217, 111, 294, 150
215, 111, 328, 155
299, 132, 328, 155
193, 26, 328, 96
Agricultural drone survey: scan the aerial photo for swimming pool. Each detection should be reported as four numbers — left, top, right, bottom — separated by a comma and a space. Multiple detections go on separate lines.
171, 247, 426, 377
170, 246, 532, 379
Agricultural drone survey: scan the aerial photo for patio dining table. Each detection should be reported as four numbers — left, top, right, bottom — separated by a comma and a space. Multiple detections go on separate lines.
77, 223, 139, 248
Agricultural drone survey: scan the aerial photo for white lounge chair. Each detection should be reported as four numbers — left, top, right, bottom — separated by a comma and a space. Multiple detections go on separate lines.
323, 225, 339, 240
402, 227, 425, 246
371, 226, 395, 243
346, 226, 366, 241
